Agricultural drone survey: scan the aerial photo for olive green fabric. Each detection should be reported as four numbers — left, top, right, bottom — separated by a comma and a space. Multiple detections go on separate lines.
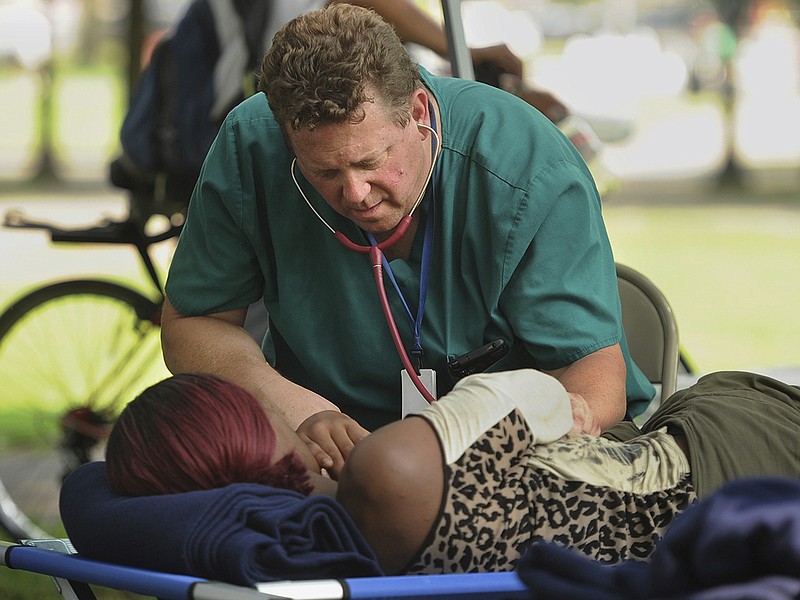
605, 371, 800, 498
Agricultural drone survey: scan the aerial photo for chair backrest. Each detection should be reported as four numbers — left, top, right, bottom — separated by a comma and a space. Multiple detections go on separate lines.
616, 263, 679, 399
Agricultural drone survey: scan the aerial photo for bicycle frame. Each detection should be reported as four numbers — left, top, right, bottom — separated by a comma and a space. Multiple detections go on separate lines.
2, 209, 183, 295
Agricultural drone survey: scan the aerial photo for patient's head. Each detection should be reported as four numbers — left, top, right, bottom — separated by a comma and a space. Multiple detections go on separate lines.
105, 373, 314, 496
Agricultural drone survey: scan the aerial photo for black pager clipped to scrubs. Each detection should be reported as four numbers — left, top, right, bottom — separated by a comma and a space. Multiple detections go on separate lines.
447, 339, 509, 379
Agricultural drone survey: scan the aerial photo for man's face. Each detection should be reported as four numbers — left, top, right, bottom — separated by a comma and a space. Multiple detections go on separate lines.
288, 93, 430, 238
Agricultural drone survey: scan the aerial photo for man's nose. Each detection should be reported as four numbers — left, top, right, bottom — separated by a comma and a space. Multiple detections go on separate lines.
341, 171, 371, 205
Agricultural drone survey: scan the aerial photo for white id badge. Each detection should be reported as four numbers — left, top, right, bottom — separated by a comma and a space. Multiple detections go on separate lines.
401, 368, 437, 417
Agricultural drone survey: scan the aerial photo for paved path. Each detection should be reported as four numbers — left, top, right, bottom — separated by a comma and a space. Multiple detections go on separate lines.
0, 449, 65, 539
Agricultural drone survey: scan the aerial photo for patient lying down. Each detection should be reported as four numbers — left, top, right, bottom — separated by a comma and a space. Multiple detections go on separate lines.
102, 369, 800, 576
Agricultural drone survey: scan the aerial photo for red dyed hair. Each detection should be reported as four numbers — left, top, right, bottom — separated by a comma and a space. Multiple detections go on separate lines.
105, 373, 312, 496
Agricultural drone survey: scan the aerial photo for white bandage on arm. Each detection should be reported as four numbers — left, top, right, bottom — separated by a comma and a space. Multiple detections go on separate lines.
419, 369, 573, 465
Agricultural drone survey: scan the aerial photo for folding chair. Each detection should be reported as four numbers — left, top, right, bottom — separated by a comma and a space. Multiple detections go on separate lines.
616, 263, 680, 400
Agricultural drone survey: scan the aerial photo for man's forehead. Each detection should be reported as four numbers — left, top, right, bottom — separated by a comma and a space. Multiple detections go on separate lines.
289, 112, 402, 168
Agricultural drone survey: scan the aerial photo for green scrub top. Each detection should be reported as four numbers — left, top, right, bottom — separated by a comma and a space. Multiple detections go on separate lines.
165, 68, 654, 430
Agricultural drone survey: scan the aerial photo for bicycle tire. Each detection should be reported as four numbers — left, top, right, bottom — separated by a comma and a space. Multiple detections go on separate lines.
0, 280, 169, 540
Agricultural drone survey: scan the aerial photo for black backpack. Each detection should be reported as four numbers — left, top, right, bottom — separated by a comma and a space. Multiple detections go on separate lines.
111, 0, 270, 224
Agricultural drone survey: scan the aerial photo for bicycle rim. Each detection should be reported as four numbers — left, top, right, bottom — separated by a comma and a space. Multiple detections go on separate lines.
0, 280, 169, 540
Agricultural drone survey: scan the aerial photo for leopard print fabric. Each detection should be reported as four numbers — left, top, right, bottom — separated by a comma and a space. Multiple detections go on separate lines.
404, 409, 697, 574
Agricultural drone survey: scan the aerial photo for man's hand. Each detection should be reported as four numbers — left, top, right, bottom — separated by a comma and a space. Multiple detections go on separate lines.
568, 392, 601, 436
296, 411, 370, 479
545, 344, 627, 432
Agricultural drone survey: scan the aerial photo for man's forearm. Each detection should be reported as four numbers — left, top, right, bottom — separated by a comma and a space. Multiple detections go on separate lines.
160, 300, 339, 429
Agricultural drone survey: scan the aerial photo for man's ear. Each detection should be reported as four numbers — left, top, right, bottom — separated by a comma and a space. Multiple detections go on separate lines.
409, 88, 429, 126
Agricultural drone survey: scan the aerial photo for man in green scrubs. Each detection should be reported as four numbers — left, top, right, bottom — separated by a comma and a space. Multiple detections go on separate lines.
161, 4, 654, 477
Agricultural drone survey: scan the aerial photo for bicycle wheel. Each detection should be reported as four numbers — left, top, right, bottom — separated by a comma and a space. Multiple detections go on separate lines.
0, 280, 169, 540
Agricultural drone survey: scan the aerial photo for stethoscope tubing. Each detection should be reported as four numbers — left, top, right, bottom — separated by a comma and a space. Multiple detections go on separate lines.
369, 245, 437, 404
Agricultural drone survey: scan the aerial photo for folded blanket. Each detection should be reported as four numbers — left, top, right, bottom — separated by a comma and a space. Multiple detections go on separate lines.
516, 477, 800, 600
60, 462, 383, 585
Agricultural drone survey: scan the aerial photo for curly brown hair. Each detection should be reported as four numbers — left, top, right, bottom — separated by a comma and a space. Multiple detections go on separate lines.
259, 3, 422, 132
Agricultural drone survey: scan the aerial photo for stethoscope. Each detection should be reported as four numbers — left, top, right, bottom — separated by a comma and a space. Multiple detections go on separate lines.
290, 116, 442, 405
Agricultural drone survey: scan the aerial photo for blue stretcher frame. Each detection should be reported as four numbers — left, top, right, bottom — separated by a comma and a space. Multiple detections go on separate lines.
1, 542, 529, 600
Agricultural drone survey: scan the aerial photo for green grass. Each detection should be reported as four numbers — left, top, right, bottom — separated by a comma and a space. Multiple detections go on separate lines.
0, 409, 61, 449
604, 195, 800, 374
0, 568, 150, 600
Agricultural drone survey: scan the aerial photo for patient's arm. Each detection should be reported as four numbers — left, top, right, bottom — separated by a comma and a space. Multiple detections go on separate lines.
336, 415, 444, 575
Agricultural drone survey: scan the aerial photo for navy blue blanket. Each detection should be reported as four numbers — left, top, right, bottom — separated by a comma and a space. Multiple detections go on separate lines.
517, 477, 800, 600
60, 462, 383, 585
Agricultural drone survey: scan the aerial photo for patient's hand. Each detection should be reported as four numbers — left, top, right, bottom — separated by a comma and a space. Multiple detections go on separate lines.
296, 411, 370, 480
568, 392, 601, 436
